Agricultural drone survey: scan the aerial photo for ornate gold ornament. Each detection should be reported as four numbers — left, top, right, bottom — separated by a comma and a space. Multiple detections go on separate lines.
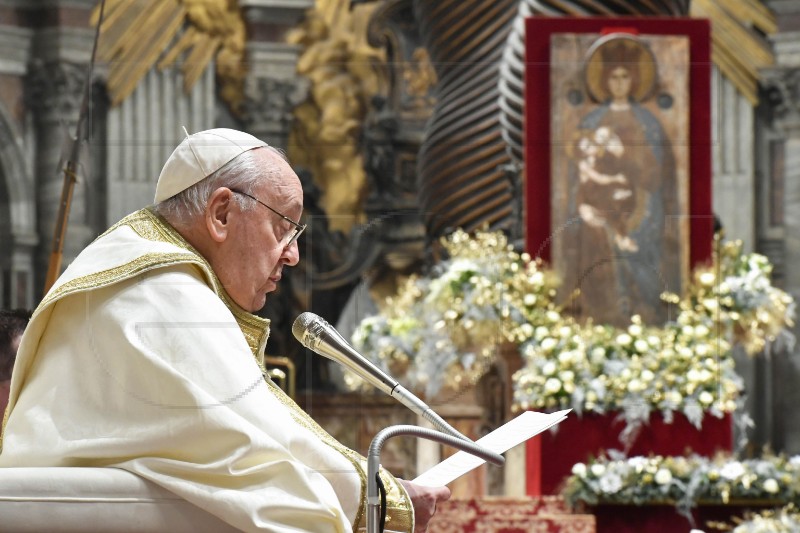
690, 0, 777, 105
403, 48, 437, 108
287, 1, 385, 233
91, 0, 247, 114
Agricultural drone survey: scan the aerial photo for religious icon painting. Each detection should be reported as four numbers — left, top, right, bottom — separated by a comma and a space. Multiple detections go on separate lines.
546, 31, 691, 328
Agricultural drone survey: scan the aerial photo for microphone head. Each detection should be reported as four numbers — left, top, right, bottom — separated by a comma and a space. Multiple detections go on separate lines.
291, 311, 399, 395
292, 311, 319, 345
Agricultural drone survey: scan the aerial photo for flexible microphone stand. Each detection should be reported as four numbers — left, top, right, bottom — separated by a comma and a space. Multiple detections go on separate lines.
367, 425, 505, 533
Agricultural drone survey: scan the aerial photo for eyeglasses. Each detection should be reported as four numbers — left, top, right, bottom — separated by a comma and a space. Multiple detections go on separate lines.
229, 189, 306, 248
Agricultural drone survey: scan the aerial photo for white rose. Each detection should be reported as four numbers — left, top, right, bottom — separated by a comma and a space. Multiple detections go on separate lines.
544, 378, 562, 394
720, 462, 745, 480
655, 468, 672, 485
542, 361, 557, 376
599, 472, 623, 494
699, 391, 714, 405
641, 369, 655, 382
561, 370, 575, 383
763, 478, 780, 494
590, 463, 606, 476
634, 339, 649, 353
665, 391, 682, 404
535, 326, 549, 340
627, 379, 645, 393
571, 463, 587, 477
616, 333, 632, 346
695, 324, 710, 337
520, 323, 534, 337
524, 294, 537, 306
591, 347, 606, 363
541, 338, 558, 351
558, 351, 573, 364
628, 324, 643, 336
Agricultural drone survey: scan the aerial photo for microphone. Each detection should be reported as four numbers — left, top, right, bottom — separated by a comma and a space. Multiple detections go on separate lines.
292, 312, 477, 444
292, 311, 399, 396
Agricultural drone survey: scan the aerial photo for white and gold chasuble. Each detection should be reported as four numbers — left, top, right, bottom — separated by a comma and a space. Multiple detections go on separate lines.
0, 209, 413, 533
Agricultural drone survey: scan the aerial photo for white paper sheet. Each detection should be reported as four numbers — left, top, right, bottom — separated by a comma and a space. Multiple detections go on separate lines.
412, 409, 570, 487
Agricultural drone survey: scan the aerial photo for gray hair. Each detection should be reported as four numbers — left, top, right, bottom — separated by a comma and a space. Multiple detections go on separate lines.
154, 146, 288, 227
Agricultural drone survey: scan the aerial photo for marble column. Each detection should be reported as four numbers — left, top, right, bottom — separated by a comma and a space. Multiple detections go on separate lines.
239, 0, 311, 148
758, 58, 800, 453
26, 59, 94, 292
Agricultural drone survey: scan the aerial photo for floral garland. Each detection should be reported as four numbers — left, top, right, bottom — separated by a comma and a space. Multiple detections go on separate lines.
349, 230, 560, 398
729, 505, 800, 532
563, 453, 800, 520
349, 230, 795, 430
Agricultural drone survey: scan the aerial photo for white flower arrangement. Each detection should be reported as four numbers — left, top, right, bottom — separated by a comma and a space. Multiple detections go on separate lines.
730, 505, 800, 532
563, 453, 800, 520
348, 230, 559, 398
348, 230, 795, 431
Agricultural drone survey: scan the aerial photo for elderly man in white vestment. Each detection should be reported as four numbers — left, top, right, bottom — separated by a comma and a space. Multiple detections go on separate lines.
0, 128, 450, 532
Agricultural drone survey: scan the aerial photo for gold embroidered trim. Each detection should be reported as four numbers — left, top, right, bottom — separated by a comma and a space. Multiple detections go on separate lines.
263, 379, 413, 532
40, 209, 270, 362
4, 209, 272, 450
264, 379, 367, 530
40, 252, 200, 310
133, 209, 270, 361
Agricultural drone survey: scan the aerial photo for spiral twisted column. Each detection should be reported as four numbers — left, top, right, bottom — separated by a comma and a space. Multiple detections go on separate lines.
413, 0, 519, 244
498, 0, 690, 167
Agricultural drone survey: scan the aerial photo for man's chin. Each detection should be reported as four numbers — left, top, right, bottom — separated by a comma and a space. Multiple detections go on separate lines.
250, 288, 275, 312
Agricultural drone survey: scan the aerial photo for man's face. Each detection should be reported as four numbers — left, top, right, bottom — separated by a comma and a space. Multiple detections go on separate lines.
217, 150, 303, 312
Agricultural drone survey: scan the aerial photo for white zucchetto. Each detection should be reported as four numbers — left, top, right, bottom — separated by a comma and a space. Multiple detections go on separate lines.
154, 128, 268, 203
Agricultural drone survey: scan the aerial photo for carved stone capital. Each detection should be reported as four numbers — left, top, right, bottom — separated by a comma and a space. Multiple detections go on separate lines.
242, 76, 308, 144
26, 60, 86, 122
761, 67, 800, 128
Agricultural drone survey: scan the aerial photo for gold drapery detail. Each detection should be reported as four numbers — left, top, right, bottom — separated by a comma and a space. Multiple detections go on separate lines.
91, 0, 247, 114
286, 0, 385, 233
690, 0, 776, 105
265, 379, 414, 533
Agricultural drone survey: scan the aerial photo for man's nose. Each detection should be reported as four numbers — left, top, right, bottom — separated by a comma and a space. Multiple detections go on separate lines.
283, 240, 300, 266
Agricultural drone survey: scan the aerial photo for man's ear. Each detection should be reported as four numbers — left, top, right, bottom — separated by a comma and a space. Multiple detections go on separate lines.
205, 187, 234, 243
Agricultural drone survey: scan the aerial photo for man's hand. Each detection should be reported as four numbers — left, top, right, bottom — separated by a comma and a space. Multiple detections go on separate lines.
398, 479, 451, 533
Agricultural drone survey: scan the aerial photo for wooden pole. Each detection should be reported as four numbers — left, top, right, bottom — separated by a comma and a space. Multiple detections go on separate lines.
42, 0, 106, 295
